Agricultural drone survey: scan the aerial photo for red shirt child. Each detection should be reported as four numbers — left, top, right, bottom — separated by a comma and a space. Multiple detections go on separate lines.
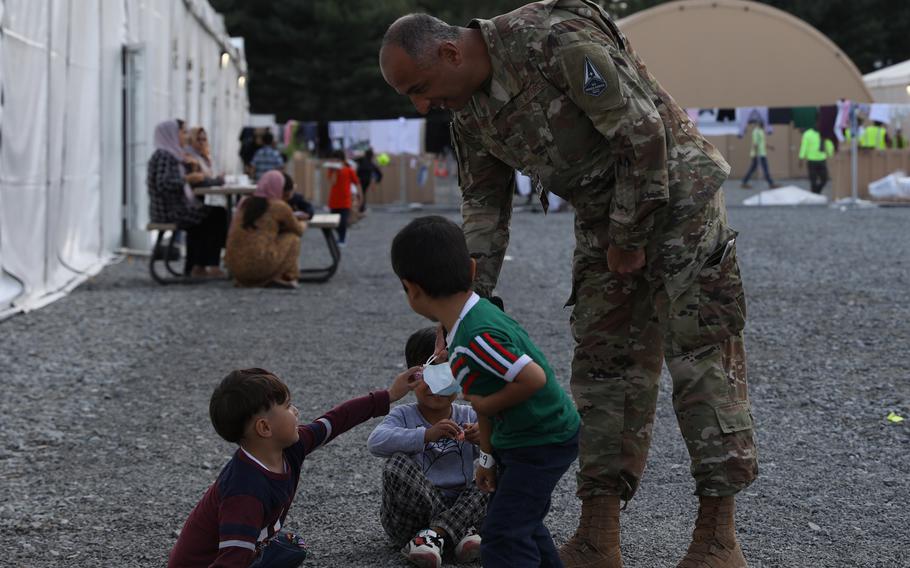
328, 163, 359, 210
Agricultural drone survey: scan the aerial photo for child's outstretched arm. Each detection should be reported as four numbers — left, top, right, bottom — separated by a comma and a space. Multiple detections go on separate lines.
463, 362, 546, 418
293, 367, 420, 458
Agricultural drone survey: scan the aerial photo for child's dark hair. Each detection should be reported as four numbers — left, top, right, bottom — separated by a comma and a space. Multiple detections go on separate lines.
210, 368, 290, 443
405, 327, 438, 368
281, 172, 295, 194
390, 216, 472, 297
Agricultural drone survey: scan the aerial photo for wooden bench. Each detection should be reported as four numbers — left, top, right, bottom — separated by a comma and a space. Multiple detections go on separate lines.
299, 213, 342, 283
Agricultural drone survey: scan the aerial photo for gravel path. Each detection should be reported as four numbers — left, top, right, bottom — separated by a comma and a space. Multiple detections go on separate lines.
1, 203, 908, 568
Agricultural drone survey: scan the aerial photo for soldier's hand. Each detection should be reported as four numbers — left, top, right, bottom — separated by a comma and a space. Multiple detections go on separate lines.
607, 247, 646, 275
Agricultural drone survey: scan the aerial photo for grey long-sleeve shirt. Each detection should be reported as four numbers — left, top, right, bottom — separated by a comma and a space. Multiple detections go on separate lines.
367, 402, 479, 498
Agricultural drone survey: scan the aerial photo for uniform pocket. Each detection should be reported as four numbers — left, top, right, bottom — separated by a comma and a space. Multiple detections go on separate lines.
696, 241, 747, 346
668, 240, 747, 353
714, 401, 753, 434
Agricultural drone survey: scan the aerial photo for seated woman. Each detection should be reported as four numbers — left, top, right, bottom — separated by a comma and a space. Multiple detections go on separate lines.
148, 119, 228, 277
224, 170, 306, 288
184, 126, 225, 188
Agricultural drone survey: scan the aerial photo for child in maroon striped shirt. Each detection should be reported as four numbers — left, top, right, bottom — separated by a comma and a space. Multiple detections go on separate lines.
168, 366, 418, 568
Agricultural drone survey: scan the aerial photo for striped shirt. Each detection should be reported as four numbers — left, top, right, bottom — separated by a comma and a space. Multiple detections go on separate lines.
447, 293, 579, 449
251, 146, 285, 181
168, 391, 390, 568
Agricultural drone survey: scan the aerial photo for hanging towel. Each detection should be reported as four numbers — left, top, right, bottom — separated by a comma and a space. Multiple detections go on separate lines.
792, 107, 819, 130
818, 106, 838, 151
869, 103, 892, 124
768, 107, 792, 125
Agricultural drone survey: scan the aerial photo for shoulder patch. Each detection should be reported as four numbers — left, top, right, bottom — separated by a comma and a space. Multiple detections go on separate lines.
583, 56, 607, 96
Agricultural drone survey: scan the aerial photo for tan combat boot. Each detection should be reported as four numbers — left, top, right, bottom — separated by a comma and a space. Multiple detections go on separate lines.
558, 495, 623, 568
677, 496, 747, 568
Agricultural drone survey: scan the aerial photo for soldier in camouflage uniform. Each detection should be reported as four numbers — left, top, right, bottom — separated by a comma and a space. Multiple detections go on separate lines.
380, 2, 757, 567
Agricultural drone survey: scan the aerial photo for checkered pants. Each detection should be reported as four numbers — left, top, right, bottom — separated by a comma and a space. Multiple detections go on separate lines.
380, 453, 489, 547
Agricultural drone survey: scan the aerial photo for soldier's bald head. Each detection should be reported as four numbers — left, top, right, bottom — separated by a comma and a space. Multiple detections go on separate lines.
382, 14, 460, 68
380, 14, 491, 114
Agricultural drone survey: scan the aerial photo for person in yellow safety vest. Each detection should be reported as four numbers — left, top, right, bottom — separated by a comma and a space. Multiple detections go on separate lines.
843, 117, 863, 145
860, 121, 890, 150
799, 124, 835, 194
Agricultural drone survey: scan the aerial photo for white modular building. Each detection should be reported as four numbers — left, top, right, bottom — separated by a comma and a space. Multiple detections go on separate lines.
0, 0, 249, 318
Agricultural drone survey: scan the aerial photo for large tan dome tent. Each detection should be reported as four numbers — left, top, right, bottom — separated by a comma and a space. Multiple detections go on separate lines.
616, 0, 872, 108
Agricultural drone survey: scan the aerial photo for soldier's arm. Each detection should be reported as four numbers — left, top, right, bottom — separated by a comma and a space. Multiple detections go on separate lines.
451, 119, 516, 298
542, 31, 669, 251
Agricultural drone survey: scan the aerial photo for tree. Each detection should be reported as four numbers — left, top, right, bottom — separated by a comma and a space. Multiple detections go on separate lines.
210, 0, 906, 121
210, 0, 527, 121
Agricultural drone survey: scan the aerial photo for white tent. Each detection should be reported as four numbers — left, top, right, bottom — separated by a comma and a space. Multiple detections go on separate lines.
0, 0, 249, 318
864, 60, 910, 105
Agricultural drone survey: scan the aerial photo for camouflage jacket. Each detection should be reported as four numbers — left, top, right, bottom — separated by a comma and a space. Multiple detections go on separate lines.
452, 0, 731, 298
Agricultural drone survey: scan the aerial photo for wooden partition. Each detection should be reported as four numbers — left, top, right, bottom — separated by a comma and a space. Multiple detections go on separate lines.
291, 152, 436, 207
830, 149, 910, 201
704, 124, 807, 180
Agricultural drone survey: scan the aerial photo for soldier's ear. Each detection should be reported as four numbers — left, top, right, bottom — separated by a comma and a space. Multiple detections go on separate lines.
469, 258, 476, 282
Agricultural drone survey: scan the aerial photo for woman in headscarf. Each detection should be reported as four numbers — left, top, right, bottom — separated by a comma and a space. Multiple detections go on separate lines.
224, 170, 306, 288
148, 119, 228, 277
184, 126, 224, 187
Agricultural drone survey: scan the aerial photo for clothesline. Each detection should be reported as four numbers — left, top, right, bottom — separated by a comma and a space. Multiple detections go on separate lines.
688, 102, 910, 139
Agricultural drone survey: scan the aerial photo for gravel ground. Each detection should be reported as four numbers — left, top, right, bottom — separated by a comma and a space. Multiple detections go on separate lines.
1, 202, 908, 568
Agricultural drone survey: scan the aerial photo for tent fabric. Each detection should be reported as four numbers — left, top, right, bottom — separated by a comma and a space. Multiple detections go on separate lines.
617, 0, 872, 108
864, 60, 910, 89
0, 0, 249, 317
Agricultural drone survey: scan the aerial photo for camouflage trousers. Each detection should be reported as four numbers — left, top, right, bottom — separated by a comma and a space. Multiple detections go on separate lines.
569, 204, 757, 500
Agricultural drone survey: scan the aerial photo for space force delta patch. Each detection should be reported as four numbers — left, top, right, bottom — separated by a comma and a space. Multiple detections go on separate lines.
583, 56, 607, 96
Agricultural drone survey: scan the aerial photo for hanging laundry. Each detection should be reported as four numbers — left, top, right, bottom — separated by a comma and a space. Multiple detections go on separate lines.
768, 108, 792, 125
817, 106, 838, 151
736, 107, 771, 137
716, 108, 736, 122
869, 103, 892, 125
833, 100, 851, 142
792, 107, 819, 130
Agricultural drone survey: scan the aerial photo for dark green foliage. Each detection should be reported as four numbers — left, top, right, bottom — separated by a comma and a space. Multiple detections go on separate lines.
209, 0, 905, 121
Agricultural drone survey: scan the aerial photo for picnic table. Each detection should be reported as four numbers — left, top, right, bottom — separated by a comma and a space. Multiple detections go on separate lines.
193, 184, 256, 209
148, 195, 342, 285
299, 213, 342, 283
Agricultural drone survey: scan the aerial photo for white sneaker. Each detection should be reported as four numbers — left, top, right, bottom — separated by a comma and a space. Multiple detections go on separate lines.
402, 528, 444, 568
454, 527, 481, 563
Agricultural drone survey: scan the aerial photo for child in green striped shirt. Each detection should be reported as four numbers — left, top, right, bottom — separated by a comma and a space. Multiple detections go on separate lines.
391, 215, 579, 568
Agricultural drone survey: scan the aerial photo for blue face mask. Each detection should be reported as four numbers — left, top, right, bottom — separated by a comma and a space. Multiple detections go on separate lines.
421, 362, 459, 396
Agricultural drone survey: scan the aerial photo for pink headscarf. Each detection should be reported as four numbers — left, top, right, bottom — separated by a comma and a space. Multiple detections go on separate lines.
238, 170, 285, 211
255, 170, 285, 200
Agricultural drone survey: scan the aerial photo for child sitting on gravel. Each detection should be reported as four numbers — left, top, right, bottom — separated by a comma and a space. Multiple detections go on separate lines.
367, 327, 488, 568
390, 216, 580, 568
168, 366, 418, 568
